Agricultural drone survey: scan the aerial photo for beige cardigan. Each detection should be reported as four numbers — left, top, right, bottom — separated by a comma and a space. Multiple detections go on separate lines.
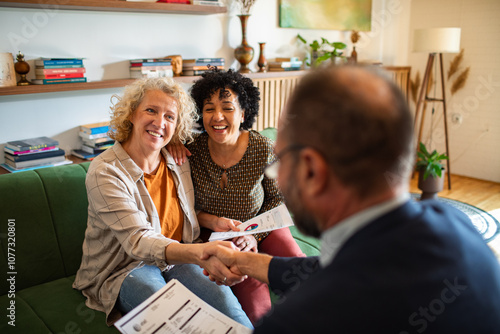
73, 142, 200, 325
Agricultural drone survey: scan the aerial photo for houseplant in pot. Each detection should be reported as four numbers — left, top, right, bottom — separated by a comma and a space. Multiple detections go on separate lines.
297, 34, 347, 68
416, 142, 448, 200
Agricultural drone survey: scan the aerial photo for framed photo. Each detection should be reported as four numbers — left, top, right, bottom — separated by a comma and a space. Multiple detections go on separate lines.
279, 0, 372, 31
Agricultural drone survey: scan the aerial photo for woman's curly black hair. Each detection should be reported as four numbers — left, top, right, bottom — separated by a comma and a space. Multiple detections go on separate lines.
189, 67, 260, 131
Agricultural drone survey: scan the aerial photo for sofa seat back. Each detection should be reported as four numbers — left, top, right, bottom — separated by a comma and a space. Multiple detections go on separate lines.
0, 163, 91, 294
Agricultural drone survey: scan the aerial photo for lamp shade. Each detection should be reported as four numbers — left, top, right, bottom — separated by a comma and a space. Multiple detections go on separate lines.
413, 27, 461, 53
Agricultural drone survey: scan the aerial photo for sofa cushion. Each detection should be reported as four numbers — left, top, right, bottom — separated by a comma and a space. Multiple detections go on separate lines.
0, 170, 66, 293
0, 275, 118, 333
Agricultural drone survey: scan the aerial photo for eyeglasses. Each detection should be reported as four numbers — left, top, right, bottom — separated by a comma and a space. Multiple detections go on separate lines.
264, 144, 306, 179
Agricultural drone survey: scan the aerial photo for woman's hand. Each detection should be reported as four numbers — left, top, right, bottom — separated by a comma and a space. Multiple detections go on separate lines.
232, 235, 258, 253
165, 141, 191, 166
213, 217, 242, 232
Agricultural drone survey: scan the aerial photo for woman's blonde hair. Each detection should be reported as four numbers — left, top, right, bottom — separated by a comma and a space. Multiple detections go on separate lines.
109, 77, 198, 143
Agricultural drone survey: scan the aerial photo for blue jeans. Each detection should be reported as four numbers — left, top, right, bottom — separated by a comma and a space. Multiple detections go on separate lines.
117, 264, 253, 329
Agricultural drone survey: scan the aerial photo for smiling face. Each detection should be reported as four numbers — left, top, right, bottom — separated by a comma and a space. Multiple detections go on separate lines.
202, 88, 245, 145
127, 89, 178, 154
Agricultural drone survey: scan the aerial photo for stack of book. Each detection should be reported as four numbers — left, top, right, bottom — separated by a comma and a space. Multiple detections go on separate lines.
130, 58, 173, 79
33, 58, 86, 85
2, 136, 71, 172
268, 57, 303, 72
72, 122, 114, 160
182, 57, 225, 76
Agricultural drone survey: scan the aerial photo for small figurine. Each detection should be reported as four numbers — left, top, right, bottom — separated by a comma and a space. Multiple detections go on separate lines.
14, 51, 31, 86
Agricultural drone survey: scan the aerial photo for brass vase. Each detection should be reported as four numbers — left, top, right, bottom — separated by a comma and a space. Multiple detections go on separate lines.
234, 14, 254, 73
257, 42, 267, 72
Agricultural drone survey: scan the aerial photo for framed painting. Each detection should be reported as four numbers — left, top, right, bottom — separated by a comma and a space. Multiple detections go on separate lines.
279, 0, 372, 31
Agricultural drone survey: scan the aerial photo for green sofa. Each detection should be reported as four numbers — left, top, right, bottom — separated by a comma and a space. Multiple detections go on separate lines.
0, 154, 320, 333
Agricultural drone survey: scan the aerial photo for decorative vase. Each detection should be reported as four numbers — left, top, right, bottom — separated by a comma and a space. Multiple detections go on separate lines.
418, 167, 445, 200
257, 42, 267, 72
234, 14, 254, 73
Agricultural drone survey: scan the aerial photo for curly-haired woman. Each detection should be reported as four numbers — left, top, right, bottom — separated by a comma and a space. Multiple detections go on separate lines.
169, 69, 305, 324
73, 77, 252, 329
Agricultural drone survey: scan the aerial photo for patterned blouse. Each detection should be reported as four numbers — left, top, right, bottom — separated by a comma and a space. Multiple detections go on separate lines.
186, 130, 283, 239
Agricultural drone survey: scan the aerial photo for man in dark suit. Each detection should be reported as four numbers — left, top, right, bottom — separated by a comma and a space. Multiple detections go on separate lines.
203, 66, 500, 333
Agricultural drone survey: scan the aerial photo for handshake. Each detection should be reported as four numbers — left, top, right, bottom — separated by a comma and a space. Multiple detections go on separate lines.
197, 240, 272, 287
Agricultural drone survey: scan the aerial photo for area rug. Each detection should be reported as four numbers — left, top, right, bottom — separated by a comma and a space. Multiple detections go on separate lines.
410, 193, 500, 243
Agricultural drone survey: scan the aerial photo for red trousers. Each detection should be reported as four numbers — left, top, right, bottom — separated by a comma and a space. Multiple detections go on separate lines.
231, 227, 306, 325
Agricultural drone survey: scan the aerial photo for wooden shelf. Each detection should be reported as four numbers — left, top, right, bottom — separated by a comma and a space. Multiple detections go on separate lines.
0, 0, 227, 15
0, 72, 308, 96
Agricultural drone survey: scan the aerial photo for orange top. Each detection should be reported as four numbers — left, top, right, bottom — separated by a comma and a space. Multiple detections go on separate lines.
144, 155, 184, 241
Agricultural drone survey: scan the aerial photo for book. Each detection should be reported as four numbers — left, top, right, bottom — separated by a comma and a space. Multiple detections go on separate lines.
129, 65, 173, 71
130, 69, 174, 79
5, 155, 67, 169
35, 68, 86, 75
32, 77, 87, 85
79, 132, 110, 140
81, 144, 112, 155
4, 146, 58, 155
35, 58, 84, 67
0, 160, 72, 173
71, 149, 99, 160
6, 136, 59, 152
268, 67, 302, 72
183, 57, 225, 65
36, 73, 85, 79
82, 138, 114, 147
182, 69, 210, 76
80, 121, 110, 135
5, 148, 65, 162
268, 60, 303, 68
182, 65, 222, 71
35, 64, 84, 69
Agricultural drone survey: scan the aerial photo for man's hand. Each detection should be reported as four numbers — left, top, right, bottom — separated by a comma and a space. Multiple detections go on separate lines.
165, 141, 191, 165
198, 241, 247, 286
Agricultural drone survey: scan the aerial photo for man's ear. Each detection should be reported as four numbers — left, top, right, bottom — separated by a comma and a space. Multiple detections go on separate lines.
297, 148, 329, 198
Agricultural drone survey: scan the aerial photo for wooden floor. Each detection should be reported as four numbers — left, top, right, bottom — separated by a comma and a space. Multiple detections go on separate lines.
409, 174, 500, 260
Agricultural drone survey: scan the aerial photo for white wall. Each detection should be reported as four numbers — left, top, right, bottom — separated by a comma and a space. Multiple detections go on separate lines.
407, 0, 500, 183
6, 0, 498, 184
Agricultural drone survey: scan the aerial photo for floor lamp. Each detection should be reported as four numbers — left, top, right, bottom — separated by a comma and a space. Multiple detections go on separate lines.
413, 27, 461, 190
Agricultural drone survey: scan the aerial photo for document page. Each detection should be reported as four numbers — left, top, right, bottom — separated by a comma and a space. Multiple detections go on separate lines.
115, 279, 252, 334
209, 204, 294, 241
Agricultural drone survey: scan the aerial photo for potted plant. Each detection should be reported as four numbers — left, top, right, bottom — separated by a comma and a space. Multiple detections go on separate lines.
297, 34, 347, 68
416, 142, 448, 200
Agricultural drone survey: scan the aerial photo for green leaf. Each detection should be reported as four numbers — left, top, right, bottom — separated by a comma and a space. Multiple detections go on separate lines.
332, 42, 347, 50
297, 34, 307, 44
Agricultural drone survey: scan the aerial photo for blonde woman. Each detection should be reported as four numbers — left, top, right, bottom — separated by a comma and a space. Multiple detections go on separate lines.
73, 77, 252, 328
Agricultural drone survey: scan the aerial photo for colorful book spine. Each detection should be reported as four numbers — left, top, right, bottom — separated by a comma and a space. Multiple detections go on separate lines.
32, 77, 87, 85
4, 146, 58, 155
6, 136, 59, 152
5, 155, 67, 169
35, 64, 84, 69
80, 123, 110, 135
35, 68, 86, 75
36, 73, 85, 79
183, 58, 225, 65
130, 62, 172, 67
5, 149, 65, 162
35, 58, 84, 67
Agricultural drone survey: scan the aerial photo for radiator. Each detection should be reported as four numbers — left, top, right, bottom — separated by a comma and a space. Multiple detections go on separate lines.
250, 67, 410, 132
252, 74, 302, 132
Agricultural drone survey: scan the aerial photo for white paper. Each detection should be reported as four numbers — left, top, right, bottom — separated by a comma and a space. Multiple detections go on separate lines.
115, 279, 252, 334
209, 204, 294, 241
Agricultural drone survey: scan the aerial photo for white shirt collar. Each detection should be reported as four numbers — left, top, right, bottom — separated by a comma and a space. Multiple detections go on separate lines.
319, 193, 410, 267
